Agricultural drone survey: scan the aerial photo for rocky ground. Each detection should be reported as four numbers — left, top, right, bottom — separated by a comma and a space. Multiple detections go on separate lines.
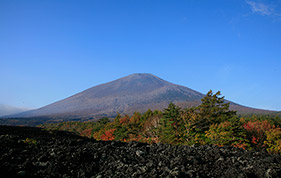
0, 125, 281, 178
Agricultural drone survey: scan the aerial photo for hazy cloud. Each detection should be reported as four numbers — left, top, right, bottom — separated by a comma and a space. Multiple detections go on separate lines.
0, 104, 31, 117
246, 0, 275, 16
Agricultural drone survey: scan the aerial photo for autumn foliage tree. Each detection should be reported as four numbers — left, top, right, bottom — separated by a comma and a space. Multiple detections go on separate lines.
264, 127, 281, 154
41, 90, 281, 155
205, 118, 249, 149
180, 90, 237, 145
243, 120, 273, 149
100, 129, 116, 141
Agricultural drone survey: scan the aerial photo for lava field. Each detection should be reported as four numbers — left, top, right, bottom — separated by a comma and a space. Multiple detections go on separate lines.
0, 125, 280, 178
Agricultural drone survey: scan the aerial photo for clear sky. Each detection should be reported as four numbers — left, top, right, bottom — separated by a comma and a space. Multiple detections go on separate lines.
0, 0, 280, 111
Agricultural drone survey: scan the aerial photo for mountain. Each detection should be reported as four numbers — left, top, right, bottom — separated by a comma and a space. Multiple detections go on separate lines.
7, 73, 274, 119
0, 104, 30, 117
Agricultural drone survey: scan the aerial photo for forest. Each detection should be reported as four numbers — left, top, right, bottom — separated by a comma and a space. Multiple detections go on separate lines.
40, 90, 281, 155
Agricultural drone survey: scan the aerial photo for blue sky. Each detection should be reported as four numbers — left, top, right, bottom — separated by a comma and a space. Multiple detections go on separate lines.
0, 0, 280, 111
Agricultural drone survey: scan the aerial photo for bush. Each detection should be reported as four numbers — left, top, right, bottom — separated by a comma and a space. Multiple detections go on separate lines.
264, 127, 281, 154
205, 120, 249, 148
206, 121, 234, 146
100, 129, 116, 141
243, 120, 273, 149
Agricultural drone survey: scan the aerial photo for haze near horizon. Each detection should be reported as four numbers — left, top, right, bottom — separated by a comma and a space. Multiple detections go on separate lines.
0, 0, 280, 111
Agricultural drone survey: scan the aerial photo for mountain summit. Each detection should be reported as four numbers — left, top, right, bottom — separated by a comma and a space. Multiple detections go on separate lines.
9, 73, 271, 119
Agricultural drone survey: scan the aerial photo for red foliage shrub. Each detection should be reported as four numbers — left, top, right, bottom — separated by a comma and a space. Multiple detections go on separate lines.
100, 129, 116, 141
243, 120, 273, 148
232, 142, 248, 150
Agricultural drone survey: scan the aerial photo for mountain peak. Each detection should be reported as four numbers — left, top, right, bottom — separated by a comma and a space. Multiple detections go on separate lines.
121, 73, 164, 82
127, 73, 155, 77
7, 73, 272, 120
10, 73, 204, 118
103, 73, 170, 94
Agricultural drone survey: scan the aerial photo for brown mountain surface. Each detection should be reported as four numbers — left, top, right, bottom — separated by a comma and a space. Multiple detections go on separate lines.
7, 73, 274, 119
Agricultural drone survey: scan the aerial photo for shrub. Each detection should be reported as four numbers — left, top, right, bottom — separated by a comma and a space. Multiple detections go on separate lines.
100, 129, 116, 141
243, 120, 273, 149
206, 121, 234, 146
264, 127, 281, 154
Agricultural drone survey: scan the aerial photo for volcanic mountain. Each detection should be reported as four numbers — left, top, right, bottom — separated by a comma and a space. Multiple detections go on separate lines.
7, 73, 273, 119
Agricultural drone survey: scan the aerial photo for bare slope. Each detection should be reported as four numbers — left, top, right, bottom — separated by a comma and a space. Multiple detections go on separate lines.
8, 73, 273, 119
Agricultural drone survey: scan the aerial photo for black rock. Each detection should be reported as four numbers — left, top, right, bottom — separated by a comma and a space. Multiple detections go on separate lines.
0, 125, 281, 178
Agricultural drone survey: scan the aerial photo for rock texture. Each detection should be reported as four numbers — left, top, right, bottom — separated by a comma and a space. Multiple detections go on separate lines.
8, 73, 273, 120
1, 125, 281, 178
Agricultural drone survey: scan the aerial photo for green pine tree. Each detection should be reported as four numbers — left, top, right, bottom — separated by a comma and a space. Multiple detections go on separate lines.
159, 103, 181, 144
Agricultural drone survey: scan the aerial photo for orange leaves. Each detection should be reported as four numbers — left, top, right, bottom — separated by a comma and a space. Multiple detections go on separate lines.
219, 121, 232, 128
142, 137, 160, 144
100, 129, 116, 141
80, 129, 92, 137
232, 142, 248, 150
119, 113, 141, 125
41, 107, 281, 155
119, 116, 130, 125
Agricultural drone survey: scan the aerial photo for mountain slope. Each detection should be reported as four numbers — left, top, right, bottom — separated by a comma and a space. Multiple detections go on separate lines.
0, 104, 30, 117
8, 73, 274, 119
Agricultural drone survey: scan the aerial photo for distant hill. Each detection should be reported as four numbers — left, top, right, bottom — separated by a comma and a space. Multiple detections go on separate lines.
0, 104, 30, 117
7, 73, 275, 120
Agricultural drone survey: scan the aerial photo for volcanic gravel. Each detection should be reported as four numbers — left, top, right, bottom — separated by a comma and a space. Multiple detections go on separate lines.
0, 126, 281, 178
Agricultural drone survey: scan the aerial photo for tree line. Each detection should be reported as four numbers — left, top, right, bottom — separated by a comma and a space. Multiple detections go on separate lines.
40, 90, 281, 154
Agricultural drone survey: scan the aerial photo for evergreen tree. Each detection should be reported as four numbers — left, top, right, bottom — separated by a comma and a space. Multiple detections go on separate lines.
193, 90, 236, 131
159, 103, 181, 144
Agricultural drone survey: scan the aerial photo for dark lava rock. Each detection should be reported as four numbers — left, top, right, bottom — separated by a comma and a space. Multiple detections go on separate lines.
0, 125, 281, 178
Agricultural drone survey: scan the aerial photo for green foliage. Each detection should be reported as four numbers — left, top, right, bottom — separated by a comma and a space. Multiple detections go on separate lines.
99, 117, 110, 125
158, 103, 182, 144
92, 117, 110, 133
206, 121, 234, 146
205, 117, 249, 148
178, 90, 236, 145
40, 90, 281, 154
41, 117, 110, 138
114, 126, 129, 141
264, 127, 281, 154
196, 90, 236, 129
